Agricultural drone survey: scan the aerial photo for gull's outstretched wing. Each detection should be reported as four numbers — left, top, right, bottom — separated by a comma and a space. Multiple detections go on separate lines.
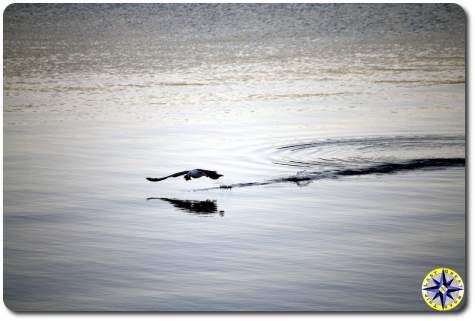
197, 169, 223, 180
146, 170, 189, 182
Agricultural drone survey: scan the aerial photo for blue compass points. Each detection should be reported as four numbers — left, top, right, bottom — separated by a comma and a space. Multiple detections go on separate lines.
423, 270, 463, 309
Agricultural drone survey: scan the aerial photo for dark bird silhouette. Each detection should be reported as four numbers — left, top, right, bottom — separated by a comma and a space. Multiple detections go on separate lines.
147, 197, 224, 216
146, 169, 223, 182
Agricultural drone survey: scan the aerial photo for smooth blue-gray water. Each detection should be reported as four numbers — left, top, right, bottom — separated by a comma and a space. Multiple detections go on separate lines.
3, 4, 466, 311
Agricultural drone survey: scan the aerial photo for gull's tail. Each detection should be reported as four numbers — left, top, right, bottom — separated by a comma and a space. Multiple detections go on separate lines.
199, 169, 223, 180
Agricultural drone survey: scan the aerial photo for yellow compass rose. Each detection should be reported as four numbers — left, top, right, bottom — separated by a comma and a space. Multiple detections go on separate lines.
421, 267, 464, 311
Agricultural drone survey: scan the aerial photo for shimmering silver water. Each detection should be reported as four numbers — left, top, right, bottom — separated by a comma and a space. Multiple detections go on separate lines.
3, 4, 465, 311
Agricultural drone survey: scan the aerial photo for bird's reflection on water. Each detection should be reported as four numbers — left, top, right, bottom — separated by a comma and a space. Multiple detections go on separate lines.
147, 197, 224, 217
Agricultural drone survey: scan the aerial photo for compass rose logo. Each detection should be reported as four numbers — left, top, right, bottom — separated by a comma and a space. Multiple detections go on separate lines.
421, 267, 464, 311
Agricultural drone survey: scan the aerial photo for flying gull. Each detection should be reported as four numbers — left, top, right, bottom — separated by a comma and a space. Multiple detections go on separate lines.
146, 169, 223, 182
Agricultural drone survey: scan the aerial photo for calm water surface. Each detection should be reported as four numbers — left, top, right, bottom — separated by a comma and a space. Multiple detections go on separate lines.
3, 4, 465, 311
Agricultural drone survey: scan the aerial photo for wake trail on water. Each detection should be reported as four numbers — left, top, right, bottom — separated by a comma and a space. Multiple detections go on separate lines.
194, 158, 465, 191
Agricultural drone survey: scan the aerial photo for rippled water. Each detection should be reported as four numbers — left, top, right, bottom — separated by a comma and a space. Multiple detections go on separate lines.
3, 4, 466, 311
